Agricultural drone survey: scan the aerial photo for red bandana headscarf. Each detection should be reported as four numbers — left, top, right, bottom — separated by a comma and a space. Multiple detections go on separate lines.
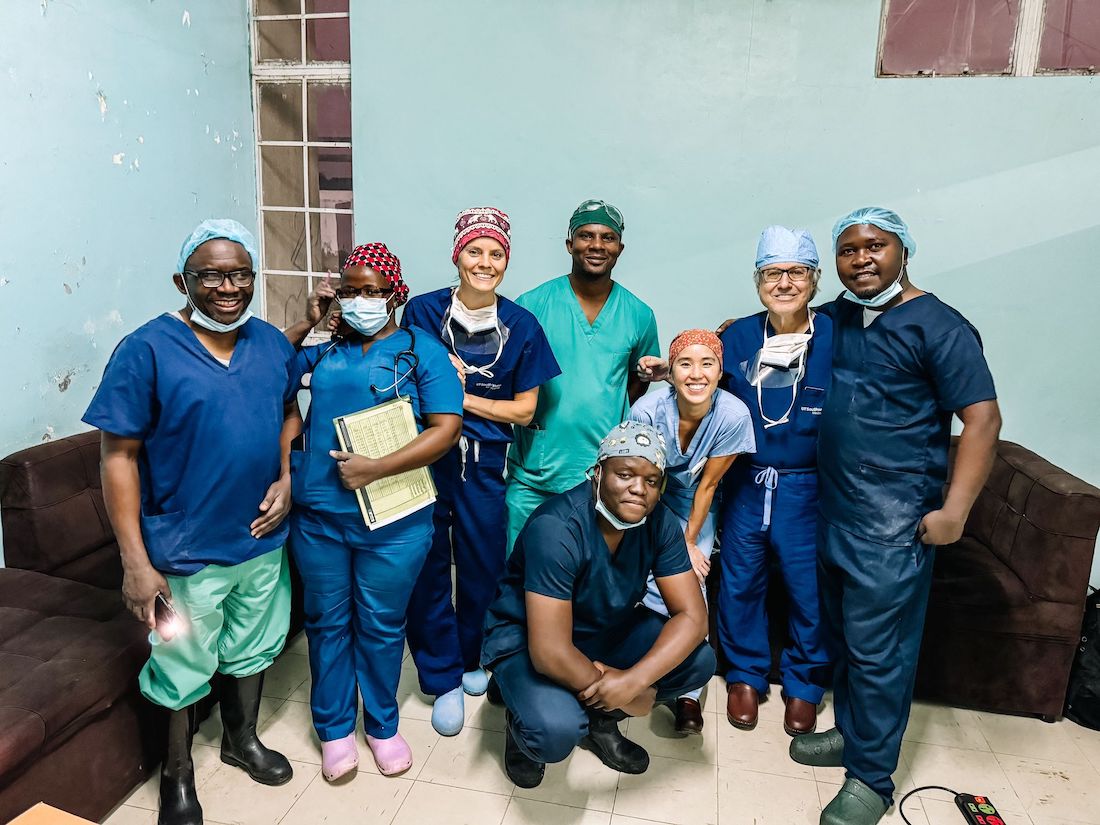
342, 242, 409, 306
669, 329, 723, 368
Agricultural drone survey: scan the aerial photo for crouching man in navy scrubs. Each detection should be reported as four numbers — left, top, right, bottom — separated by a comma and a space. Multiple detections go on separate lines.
789, 208, 1002, 825
84, 220, 300, 825
480, 421, 716, 789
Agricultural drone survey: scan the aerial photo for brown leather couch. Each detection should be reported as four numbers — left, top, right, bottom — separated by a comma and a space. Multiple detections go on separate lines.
915, 438, 1100, 720
0, 431, 161, 823
708, 439, 1100, 722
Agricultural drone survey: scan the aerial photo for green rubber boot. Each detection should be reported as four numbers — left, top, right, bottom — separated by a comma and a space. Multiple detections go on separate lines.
820, 778, 888, 825
789, 727, 844, 767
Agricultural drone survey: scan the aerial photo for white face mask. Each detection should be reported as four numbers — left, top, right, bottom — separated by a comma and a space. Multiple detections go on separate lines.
183, 284, 253, 333
751, 311, 815, 429
593, 470, 647, 531
340, 296, 392, 336
842, 265, 905, 308
450, 291, 498, 334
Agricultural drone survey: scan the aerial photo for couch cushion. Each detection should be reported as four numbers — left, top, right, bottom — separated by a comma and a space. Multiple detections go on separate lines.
0, 431, 122, 590
0, 569, 148, 780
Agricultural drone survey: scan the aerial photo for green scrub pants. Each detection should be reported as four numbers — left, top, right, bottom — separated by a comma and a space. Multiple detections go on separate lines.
504, 476, 556, 555
139, 546, 291, 711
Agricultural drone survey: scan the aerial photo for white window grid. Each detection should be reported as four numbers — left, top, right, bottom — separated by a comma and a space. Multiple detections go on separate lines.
251, 1, 351, 329
877, 0, 1096, 78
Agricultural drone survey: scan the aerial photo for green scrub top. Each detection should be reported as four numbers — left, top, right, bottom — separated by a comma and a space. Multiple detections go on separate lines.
508, 275, 659, 494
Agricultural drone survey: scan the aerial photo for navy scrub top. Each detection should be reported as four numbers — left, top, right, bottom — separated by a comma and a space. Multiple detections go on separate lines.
82, 314, 298, 576
817, 295, 997, 546
719, 309, 834, 470
289, 326, 465, 521
481, 481, 692, 667
401, 288, 561, 444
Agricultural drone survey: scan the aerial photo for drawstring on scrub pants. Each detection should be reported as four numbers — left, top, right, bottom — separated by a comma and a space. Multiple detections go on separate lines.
754, 466, 779, 531
458, 436, 480, 482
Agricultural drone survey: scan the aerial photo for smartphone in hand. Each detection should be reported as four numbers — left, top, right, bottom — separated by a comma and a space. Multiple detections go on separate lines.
154, 592, 185, 640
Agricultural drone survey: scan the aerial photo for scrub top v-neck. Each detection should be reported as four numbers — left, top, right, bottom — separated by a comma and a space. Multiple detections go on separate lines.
509, 275, 659, 494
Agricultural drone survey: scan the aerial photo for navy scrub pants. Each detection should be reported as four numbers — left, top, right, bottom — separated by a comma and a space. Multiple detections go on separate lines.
289, 505, 432, 741
406, 439, 509, 696
817, 518, 935, 804
717, 465, 830, 703
492, 606, 717, 764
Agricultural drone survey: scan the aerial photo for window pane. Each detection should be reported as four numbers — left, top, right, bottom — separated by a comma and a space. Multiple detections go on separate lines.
306, 17, 350, 62
880, 0, 1018, 76
257, 18, 302, 63
256, 0, 300, 14
261, 146, 305, 208
263, 211, 308, 271
1040, 0, 1100, 71
311, 212, 354, 273
264, 274, 309, 330
306, 0, 348, 12
307, 82, 352, 143
308, 147, 353, 209
258, 83, 303, 142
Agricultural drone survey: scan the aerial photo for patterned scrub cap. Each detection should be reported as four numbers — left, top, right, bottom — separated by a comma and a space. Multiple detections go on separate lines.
342, 242, 409, 306
597, 421, 667, 474
452, 206, 511, 264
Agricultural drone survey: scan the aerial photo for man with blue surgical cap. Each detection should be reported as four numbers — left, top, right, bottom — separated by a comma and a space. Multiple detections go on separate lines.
789, 208, 1001, 825
84, 219, 301, 825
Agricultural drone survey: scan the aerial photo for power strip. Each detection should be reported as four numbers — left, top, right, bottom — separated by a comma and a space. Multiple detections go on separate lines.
954, 793, 1007, 824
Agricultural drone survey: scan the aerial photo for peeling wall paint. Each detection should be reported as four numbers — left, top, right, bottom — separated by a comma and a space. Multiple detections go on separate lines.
0, 0, 258, 563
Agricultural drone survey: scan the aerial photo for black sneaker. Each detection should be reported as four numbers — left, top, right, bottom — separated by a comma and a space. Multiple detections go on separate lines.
486, 674, 504, 707
504, 714, 545, 788
581, 710, 650, 774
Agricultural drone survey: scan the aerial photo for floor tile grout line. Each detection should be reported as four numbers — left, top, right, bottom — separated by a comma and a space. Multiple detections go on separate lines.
274, 762, 323, 825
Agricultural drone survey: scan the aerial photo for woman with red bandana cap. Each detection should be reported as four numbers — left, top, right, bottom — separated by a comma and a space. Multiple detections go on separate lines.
400, 207, 560, 737
285, 243, 464, 780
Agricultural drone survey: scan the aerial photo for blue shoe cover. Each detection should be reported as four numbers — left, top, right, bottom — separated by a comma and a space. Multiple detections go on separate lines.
432, 686, 465, 736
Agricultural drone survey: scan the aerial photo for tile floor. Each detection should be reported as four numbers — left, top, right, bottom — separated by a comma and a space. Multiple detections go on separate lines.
103, 633, 1100, 825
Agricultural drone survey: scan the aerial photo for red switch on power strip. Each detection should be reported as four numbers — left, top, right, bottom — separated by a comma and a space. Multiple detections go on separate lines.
954, 794, 1007, 824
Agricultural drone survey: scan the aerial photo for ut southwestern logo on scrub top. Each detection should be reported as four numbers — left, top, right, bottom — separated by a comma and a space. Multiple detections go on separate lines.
474, 381, 503, 392
800, 405, 823, 415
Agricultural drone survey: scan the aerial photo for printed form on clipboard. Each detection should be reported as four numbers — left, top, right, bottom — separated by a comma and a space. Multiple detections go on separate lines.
333, 398, 437, 530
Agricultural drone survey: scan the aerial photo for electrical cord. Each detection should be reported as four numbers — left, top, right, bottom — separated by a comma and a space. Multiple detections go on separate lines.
898, 785, 958, 825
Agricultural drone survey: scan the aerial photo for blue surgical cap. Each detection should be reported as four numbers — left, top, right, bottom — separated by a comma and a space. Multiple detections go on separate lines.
831, 206, 916, 259
755, 226, 819, 270
176, 219, 259, 273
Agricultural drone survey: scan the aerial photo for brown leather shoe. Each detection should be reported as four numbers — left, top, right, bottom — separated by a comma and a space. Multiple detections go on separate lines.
783, 696, 818, 736
674, 698, 704, 735
725, 682, 759, 730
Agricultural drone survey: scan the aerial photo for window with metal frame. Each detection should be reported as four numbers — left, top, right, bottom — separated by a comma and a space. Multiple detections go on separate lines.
252, 0, 351, 338
878, 0, 1099, 77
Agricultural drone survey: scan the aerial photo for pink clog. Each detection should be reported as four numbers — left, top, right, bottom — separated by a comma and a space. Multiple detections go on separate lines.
321, 733, 359, 781
366, 732, 413, 776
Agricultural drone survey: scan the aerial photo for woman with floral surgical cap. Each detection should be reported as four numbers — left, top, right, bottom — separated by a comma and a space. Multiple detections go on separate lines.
628, 329, 755, 734
285, 243, 463, 780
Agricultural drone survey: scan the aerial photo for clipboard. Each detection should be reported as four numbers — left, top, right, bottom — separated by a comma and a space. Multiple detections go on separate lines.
333, 397, 437, 529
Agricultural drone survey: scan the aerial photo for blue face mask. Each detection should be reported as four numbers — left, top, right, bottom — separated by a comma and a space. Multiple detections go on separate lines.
340, 296, 392, 336
842, 266, 905, 309
183, 285, 253, 333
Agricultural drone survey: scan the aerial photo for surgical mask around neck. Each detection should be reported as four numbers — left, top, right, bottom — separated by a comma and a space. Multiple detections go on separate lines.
593, 472, 647, 531
340, 296, 391, 336
183, 286, 253, 333
750, 311, 815, 429
450, 291, 498, 334
842, 266, 905, 309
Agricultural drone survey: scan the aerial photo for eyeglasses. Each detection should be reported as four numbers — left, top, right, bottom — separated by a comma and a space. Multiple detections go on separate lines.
335, 285, 395, 299
756, 266, 815, 283
184, 269, 256, 288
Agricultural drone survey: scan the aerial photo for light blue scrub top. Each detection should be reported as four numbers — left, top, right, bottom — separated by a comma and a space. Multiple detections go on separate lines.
289, 327, 465, 524
630, 387, 755, 615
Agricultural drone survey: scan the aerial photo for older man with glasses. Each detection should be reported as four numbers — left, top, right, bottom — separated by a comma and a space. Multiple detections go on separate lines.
84, 219, 300, 825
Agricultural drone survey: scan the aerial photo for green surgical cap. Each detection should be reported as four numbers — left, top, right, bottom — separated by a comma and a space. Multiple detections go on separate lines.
831, 207, 916, 259
568, 199, 625, 239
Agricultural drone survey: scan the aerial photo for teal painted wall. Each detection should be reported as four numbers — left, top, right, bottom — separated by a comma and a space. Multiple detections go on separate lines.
0, 1, 257, 561
353, 1, 1100, 576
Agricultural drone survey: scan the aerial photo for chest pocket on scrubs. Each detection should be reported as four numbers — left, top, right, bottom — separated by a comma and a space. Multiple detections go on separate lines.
853, 463, 926, 546
794, 386, 826, 436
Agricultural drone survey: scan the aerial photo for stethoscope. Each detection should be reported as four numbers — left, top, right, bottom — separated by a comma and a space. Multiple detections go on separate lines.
300, 326, 419, 400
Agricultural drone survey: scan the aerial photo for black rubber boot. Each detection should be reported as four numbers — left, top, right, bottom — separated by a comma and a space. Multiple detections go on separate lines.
486, 674, 504, 707
504, 713, 545, 788
581, 709, 650, 774
158, 706, 202, 825
219, 673, 293, 785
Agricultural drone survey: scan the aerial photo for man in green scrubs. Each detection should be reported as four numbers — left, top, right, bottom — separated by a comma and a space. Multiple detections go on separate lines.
505, 199, 660, 551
